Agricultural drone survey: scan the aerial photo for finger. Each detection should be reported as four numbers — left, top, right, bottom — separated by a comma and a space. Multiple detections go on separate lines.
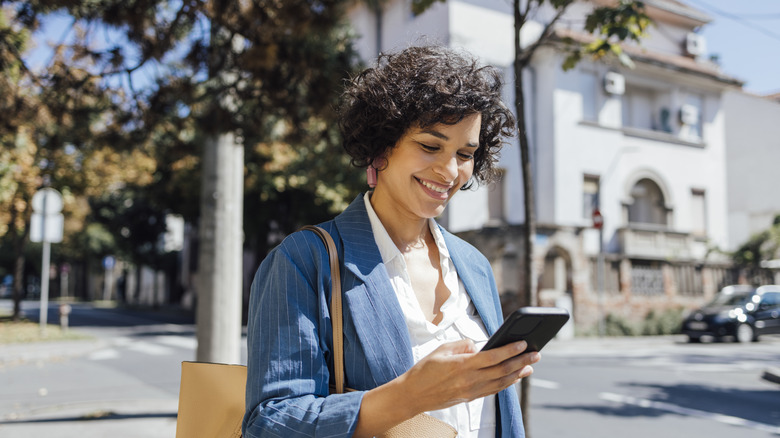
479, 350, 541, 386
474, 340, 528, 368
434, 339, 478, 356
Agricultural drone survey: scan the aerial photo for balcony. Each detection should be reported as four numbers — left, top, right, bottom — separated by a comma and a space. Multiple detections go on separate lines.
616, 226, 696, 260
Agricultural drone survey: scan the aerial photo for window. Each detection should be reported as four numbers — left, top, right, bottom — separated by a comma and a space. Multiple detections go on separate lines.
621, 85, 673, 133
691, 189, 706, 237
627, 178, 667, 226
622, 86, 655, 131
583, 175, 600, 219
631, 260, 665, 296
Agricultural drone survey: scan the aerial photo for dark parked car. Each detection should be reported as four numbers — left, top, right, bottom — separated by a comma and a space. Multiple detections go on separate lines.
681, 285, 780, 343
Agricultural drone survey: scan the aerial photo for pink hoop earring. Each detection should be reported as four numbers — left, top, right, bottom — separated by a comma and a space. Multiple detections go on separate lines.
366, 165, 378, 188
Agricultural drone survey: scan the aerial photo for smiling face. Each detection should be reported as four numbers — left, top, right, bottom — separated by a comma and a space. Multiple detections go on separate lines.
370, 113, 481, 222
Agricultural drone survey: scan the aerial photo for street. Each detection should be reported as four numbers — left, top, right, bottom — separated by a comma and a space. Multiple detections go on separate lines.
532, 335, 780, 437
0, 300, 778, 437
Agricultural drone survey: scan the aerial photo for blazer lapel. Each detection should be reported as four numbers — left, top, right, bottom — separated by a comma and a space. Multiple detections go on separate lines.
333, 195, 414, 384
443, 229, 501, 335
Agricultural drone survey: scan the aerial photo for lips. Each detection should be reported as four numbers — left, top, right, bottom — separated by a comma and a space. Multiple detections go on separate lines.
416, 177, 452, 199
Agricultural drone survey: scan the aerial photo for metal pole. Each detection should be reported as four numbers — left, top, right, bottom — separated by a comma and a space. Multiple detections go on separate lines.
39, 191, 50, 337
40, 240, 51, 337
597, 226, 605, 337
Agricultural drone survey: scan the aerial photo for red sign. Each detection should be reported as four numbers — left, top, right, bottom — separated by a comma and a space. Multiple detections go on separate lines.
592, 209, 603, 229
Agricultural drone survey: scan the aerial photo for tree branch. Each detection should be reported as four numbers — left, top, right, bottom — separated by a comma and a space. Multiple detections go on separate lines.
518, 3, 570, 66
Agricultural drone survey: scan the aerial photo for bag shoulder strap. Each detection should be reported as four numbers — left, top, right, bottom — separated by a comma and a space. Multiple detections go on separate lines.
299, 225, 345, 394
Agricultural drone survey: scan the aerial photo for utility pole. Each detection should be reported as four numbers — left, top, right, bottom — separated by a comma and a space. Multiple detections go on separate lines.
195, 13, 244, 364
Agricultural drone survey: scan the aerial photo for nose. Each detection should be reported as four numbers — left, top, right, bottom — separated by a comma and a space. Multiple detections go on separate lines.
434, 155, 459, 181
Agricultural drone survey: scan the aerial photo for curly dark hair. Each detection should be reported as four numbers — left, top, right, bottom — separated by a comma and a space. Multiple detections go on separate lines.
338, 45, 516, 186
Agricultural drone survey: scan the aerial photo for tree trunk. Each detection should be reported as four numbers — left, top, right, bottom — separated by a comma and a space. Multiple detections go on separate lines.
10, 201, 29, 321
195, 132, 244, 364
514, 1, 538, 435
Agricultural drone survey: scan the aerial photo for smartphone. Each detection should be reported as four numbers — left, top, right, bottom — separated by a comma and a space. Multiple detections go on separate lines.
482, 307, 570, 352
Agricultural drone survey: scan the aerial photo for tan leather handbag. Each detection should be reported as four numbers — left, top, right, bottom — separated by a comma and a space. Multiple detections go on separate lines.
174, 226, 457, 438
176, 361, 246, 438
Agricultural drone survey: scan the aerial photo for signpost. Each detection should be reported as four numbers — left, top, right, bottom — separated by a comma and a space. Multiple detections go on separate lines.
30, 188, 64, 337
102, 255, 116, 301
593, 207, 605, 337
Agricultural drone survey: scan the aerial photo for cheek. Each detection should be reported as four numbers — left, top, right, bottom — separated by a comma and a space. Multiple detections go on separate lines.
460, 161, 475, 181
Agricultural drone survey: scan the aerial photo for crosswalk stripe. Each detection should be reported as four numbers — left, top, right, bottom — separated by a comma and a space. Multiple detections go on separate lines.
126, 342, 173, 356
88, 349, 120, 361
155, 336, 197, 350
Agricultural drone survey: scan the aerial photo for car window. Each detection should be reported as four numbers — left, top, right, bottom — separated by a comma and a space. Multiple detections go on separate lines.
760, 292, 780, 307
710, 292, 752, 306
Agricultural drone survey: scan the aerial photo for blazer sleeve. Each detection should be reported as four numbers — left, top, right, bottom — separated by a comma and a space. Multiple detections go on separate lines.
242, 232, 364, 438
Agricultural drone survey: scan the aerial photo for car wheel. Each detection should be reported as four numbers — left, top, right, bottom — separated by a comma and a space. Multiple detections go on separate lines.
687, 336, 701, 343
736, 323, 755, 343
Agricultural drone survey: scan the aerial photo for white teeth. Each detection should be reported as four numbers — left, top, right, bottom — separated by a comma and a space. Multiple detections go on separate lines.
419, 179, 449, 193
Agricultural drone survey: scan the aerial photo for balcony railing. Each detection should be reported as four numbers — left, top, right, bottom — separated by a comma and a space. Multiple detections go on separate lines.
616, 225, 694, 260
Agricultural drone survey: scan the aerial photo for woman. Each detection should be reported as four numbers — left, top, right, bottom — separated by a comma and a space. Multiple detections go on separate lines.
243, 45, 540, 437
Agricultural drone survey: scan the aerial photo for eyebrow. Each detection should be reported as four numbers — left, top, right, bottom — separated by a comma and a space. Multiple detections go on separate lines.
420, 129, 479, 148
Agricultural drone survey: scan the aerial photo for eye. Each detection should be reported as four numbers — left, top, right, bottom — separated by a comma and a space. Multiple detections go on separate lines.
458, 151, 474, 160
419, 143, 439, 152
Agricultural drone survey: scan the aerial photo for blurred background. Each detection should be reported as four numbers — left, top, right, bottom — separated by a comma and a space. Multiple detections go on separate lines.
2, 0, 778, 338
1, 1, 779, 436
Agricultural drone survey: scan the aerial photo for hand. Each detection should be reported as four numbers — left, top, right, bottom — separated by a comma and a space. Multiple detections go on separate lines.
354, 339, 539, 437
398, 339, 541, 412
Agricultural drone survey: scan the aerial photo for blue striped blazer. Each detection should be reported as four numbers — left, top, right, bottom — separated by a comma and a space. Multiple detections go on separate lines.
243, 194, 524, 437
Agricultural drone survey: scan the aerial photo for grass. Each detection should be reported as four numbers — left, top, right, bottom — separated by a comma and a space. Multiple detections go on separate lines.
0, 310, 92, 344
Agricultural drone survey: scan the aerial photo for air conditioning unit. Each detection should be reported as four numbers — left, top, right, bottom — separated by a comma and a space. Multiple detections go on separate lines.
685, 32, 706, 56
679, 104, 699, 125
603, 72, 625, 95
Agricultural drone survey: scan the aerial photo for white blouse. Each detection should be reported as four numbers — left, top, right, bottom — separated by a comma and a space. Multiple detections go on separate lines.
364, 193, 496, 437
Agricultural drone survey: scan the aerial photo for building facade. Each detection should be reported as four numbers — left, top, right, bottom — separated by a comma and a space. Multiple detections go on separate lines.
347, 0, 750, 333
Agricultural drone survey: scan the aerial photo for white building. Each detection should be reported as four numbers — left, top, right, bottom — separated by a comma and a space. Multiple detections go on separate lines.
723, 90, 780, 251
347, 0, 748, 331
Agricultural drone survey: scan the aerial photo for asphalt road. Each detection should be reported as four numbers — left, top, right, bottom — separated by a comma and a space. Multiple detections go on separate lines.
531, 335, 780, 437
1, 300, 778, 437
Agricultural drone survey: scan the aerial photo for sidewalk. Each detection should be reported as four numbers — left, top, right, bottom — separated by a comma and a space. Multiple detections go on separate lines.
0, 306, 184, 438
1, 344, 179, 438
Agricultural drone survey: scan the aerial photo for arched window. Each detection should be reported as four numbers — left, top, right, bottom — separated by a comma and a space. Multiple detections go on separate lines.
627, 178, 667, 226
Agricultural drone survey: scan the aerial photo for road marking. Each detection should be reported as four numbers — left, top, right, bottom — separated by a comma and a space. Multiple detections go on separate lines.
600, 392, 780, 434
155, 335, 197, 350
531, 378, 561, 389
88, 349, 120, 361
127, 341, 173, 356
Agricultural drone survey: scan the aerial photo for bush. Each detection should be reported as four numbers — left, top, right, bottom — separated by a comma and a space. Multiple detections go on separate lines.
641, 307, 685, 336
604, 313, 640, 336
585, 308, 685, 337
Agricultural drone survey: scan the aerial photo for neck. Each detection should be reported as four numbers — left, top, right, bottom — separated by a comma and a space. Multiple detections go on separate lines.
369, 193, 431, 253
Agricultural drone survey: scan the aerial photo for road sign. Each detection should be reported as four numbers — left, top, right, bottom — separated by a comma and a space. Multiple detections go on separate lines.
592, 208, 604, 229
32, 188, 63, 214
103, 255, 116, 270
30, 212, 64, 243
30, 188, 64, 243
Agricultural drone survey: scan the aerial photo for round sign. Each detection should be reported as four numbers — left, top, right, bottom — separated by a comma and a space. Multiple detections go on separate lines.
32, 188, 63, 214
592, 208, 604, 229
